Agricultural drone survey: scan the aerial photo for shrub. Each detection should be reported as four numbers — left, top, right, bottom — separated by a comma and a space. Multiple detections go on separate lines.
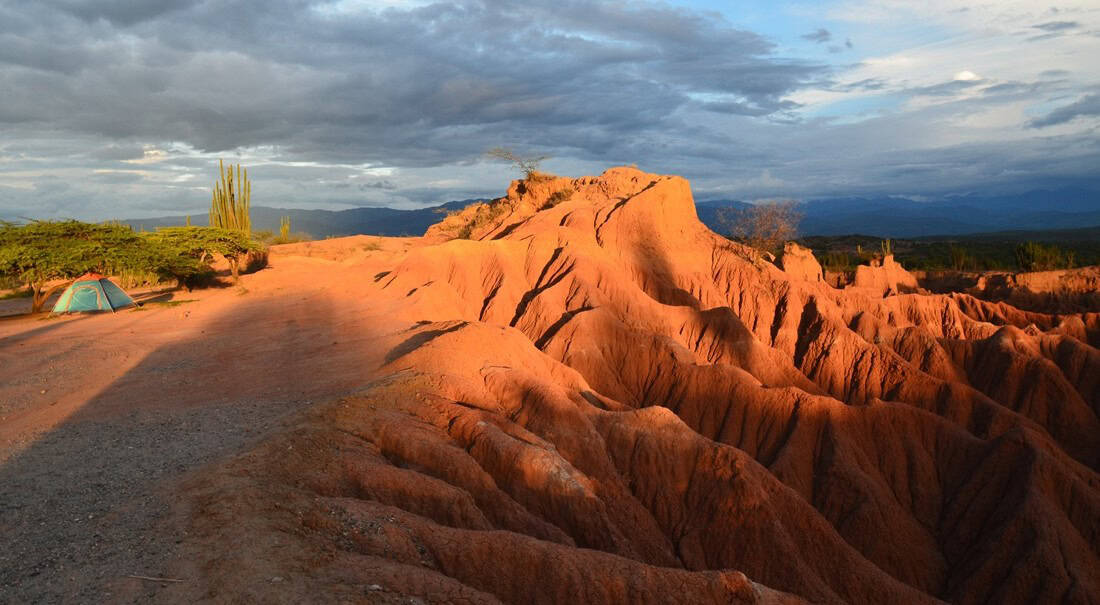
1015, 241, 1075, 271
949, 245, 976, 271
486, 147, 550, 180
543, 187, 574, 209
720, 200, 802, 257
146, 226, 264, 283
821, 250, 854, 272
451, 200, 510, 240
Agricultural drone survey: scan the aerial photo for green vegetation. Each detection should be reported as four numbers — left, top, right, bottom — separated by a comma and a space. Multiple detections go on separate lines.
820, 250, 857, 273
146, 226, 263, 283
252, 229, 309, 245
210, 159, 251, 233
1015, 241, 1076, 271
0, 220, 266, 312
798, 231, 1098, 273
0, 221, 152, 312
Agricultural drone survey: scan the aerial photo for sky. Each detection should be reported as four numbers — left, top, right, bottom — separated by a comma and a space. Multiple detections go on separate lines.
0, 0, 1098, 220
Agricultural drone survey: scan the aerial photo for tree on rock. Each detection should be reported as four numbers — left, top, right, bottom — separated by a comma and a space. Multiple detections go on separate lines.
721, 200, 802, 258
486, 147, 551, 180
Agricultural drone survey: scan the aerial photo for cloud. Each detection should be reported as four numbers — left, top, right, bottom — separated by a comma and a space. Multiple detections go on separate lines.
908, 77, 982, 97
0, 1, 823, 163
358, 180, 397, 191
1032, 21, 1079, 32
1028, 93, 1100, 128
0, 0, 1097, 220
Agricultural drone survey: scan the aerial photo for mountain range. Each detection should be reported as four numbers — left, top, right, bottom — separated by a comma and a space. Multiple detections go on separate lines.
697, 186, 1100, 237
121, 187, 1099, 239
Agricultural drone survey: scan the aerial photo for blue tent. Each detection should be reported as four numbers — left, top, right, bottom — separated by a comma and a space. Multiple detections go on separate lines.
52, 274, 135, 313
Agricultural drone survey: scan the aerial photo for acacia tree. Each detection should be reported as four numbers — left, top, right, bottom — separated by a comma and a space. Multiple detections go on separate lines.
0, 221, 148, 312
145, 226, 262, 283
720, 200, 803, 258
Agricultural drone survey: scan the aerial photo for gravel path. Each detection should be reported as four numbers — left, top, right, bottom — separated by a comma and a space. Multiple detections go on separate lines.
0, 397, 308, 604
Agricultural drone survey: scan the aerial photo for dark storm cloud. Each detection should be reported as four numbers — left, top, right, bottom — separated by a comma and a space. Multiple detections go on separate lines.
41, 0, 202, 26
0, 0, 1097, 220
1028, 93, 1100, 128
801, 28, 831, 43
0, 0, 824, 168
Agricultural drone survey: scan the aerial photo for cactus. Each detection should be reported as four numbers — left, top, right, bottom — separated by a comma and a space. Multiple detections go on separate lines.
185, 215, 191, 227
209, 159, 251, 234
280, 215, 290, 239
880, 238, 893, 257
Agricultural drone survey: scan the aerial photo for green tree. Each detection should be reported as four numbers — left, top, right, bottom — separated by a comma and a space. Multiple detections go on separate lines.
146, 226, 262, 283
0, 221, 148, 313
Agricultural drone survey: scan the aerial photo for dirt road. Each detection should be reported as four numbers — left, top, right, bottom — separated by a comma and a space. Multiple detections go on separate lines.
0, 240, 412, 603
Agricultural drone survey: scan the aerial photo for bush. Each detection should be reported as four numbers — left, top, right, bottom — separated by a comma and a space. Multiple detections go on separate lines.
486, 147, 550, 180
543, 187, 574, 209
721, 200, 802, 257
821, 250, 854, 272
1015, 241, 1075, 272
145, 226, 264, 283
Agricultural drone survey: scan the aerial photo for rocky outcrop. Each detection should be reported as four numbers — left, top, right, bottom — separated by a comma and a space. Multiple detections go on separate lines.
853, 254, 920, 295
778, 242, 823, 282
183, 167, 1100, 604
918, 266, 1100, 314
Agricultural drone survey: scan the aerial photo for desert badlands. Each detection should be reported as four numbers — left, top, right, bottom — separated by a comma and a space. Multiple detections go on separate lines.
1, 168, 1098, 604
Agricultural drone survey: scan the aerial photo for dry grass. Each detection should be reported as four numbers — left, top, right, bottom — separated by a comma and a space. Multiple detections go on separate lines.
542, 187, 574, 210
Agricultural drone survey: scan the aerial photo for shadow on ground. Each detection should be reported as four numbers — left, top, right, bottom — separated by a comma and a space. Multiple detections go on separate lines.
0, 289, 388, 603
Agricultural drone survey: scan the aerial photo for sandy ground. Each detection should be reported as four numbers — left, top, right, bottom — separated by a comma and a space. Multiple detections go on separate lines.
0, 236, 416, 603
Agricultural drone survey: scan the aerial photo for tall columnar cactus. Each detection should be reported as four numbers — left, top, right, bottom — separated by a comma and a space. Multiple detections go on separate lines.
209, 159, 251, 234
280, 215, 291, 239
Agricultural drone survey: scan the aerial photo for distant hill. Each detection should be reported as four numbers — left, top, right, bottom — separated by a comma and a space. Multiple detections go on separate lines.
697, 187, 1100, 238
118, 186, 1099, 240
124, 200, 479, 238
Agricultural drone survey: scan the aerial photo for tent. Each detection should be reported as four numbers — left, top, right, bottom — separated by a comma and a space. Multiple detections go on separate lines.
52, 274, 135, 313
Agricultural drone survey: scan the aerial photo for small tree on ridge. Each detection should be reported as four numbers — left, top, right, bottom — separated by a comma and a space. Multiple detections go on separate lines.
721, 200, 803, 257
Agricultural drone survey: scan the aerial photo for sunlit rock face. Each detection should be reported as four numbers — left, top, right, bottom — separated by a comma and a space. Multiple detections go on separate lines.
183, 168, 1100, 605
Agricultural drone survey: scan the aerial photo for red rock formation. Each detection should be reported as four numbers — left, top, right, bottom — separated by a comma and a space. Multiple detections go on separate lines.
779, 242, 824, 282
182, 167, 1100, 604
852, 253, 920, 295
